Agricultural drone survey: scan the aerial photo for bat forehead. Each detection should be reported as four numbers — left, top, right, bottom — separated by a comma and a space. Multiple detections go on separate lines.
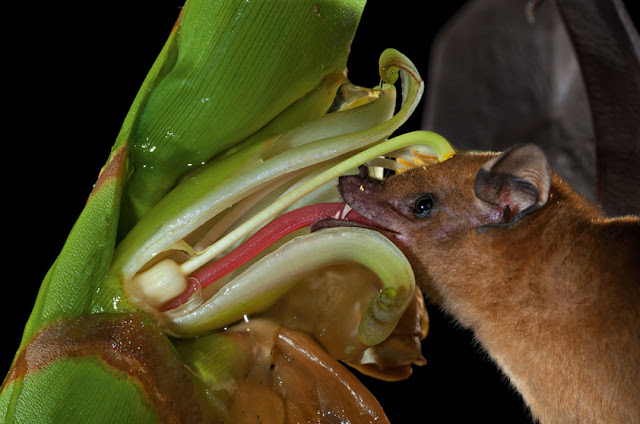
385, 153, 493, 200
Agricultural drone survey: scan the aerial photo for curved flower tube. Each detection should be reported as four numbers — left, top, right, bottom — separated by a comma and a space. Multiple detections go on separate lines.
161, 202, 380, 310
165, 227, 414, 345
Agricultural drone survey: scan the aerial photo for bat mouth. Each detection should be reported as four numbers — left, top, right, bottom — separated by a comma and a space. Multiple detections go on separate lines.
310, 202, 398, 238
311, 165, 399, 237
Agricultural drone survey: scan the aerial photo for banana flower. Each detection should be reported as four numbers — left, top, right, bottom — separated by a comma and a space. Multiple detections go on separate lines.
2, 1, 454, 422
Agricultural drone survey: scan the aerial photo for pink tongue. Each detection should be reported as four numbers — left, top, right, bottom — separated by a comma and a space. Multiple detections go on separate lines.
163, 202, 377, 310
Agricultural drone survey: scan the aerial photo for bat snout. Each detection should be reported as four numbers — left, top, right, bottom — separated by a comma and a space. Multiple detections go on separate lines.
338, 173, 384, 204
337, 173, 394, 228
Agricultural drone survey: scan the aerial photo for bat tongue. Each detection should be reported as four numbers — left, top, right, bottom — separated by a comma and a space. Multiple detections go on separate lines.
310, 203, 392, 234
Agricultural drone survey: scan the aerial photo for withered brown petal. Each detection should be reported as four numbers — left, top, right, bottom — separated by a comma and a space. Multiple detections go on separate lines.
273, 328, 390, 423
346, 287, 429, 382
223, 320, 390, 423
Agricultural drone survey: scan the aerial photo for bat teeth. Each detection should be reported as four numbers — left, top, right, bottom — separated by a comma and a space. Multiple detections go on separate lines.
341, 203, 353, 219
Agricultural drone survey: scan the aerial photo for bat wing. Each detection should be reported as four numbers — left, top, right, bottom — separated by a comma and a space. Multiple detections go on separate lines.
423, 0, 640, 216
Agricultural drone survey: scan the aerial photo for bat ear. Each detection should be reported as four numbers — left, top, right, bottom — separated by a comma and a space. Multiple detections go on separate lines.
474, 144, 551, 225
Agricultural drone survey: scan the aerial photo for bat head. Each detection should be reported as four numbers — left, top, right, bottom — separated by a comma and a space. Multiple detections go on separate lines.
332, 144, 551, 299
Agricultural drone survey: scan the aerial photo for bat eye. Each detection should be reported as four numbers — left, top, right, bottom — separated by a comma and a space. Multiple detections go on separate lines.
412, 193, 435, 217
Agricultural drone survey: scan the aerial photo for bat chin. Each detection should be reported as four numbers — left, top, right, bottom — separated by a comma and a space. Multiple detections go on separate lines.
311, 217, 375, 232
310, 216, 406, 244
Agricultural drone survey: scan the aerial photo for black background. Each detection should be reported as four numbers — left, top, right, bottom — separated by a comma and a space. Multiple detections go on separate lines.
4, 1, 637, 422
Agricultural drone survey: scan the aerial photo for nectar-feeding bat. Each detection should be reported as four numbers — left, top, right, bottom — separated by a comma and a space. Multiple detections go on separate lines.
324, 145, 640, 423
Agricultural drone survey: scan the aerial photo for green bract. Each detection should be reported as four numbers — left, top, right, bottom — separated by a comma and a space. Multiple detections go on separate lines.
118, 0, 367, 232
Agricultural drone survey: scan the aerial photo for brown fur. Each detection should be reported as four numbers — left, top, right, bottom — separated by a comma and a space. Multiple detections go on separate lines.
338, 148, 640, 423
